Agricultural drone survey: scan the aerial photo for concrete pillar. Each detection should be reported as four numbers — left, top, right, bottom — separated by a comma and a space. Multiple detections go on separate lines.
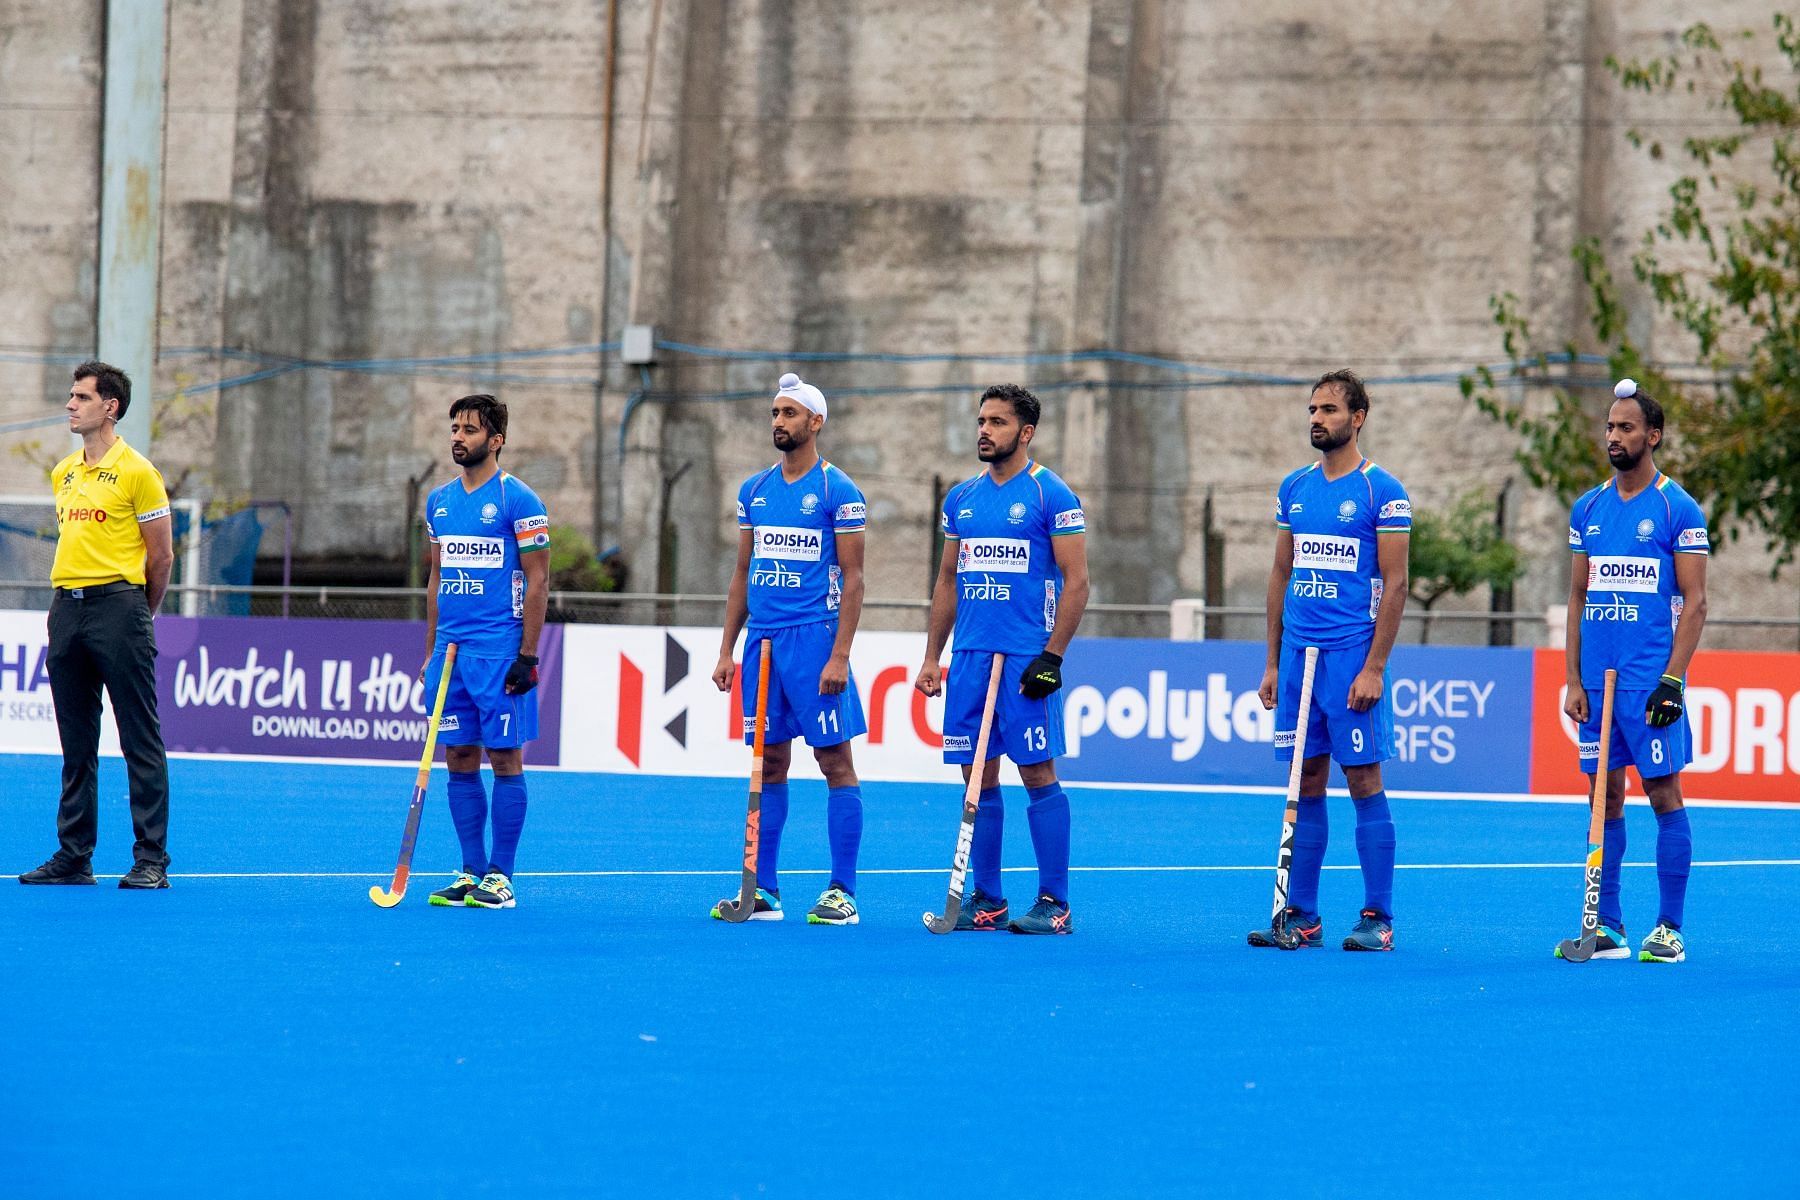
96, 0, 170, 451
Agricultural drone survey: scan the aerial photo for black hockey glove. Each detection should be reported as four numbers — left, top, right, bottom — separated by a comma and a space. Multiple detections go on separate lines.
1645, 674, 1684, 728
1019, 651, 1064, 700
504, 653, 540, 696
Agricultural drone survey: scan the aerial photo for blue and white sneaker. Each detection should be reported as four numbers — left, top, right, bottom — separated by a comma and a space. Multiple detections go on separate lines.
954, 887, 1009, 932
1554, 923, 1630, 960
806, 886, 859, 926
1008, 892, 1073, 935
1249, 906, 1324, 948
1342, 908, 1394, 952
712, 887, 783, 922
1639, 921, 1686, 963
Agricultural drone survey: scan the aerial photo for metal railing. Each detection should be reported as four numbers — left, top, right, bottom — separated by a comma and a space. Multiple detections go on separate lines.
0, 583, 1794, 649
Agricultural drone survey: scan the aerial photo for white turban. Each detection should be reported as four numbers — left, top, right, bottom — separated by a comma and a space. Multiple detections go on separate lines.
776, 372, 827, 421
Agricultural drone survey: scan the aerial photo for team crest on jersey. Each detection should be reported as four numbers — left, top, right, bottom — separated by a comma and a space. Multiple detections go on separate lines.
800, 493, 820, 515
1007, 502, 1028, 525
1337, 500, 1357, 521
1636, 519, 1654, 541
481, 503, 499, 525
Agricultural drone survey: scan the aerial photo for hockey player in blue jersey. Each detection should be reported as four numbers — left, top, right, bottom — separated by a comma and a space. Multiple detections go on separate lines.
420, 394, 550, 910
711, 373, 870, 926
1556, 380, 1708, 965
915, 384, 1090, 935
1251, 370, 1410, 952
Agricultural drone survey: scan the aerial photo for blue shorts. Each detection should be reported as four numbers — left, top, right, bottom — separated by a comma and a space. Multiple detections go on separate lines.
1275, 641, 1393, 767
942, 649, 1065, 766
742, 622, 867, 748
1579, 688, 1690, 779
424, 648, 538, 750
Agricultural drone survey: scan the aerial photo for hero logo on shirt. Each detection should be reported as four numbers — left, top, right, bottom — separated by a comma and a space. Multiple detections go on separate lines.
754, 526, 823, 562
836, 502, 866, 523
1378, 499, 1411, 521
1678, 527, 1709, 550
958, 538, 1031, 573
1291, 534, 1360, 572
1054, 508, 1085, 531
440, 536, 505, 568
1587, 556, 1660, 593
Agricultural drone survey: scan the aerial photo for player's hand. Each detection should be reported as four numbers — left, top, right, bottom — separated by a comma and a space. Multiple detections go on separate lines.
503, 654, 539, 696
1347, 666, 1385, 713
1019, 651, 1063, 700
1564, 682, 1589, 725
915, 660, 943, 698
712, 653, 736, 693
1646, 675, 1685, 728
1258, 665, 1279, 711
819, 652, 850, 696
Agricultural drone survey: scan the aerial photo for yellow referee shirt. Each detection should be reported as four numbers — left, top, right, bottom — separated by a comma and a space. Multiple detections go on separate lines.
49, 438, 172, 588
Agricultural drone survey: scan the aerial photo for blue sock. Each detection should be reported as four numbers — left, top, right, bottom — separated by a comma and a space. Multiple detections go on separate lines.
827, 785, 863, 895
1352, 790, 1396, 918
972, 787, 1004, 899
1655, 807, 1692, 930
1600, 817, 1627, 930
1290, 795, 1328, 917
446, 770, 488, 874
1026, 784, 1071, 905
756, 782, 790, 895
488, 773, 528, 877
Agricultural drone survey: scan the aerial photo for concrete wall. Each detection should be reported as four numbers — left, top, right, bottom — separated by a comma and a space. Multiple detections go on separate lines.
1, 0, 1792, 639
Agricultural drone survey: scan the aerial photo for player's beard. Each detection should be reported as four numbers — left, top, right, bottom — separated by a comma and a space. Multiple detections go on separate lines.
772, 426, 808, 452
977, 431, 1021, 462
1607, 443, 1644, 471
1310, 423, 1352, 452
452, 439, 493, 468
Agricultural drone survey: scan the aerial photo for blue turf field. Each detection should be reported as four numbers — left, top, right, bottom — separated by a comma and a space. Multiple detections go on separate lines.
4, 753, 1798, 1197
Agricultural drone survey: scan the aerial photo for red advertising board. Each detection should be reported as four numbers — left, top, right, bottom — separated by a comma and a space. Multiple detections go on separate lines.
1530, 647, 1800, 804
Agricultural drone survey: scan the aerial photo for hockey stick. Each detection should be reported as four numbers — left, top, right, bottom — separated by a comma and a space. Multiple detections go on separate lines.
1251, 645, 1319, 949
923, 653, 1007, 934
718, 638, 774, 923
1557, 668, 1618, 962
369, 642, 459, 908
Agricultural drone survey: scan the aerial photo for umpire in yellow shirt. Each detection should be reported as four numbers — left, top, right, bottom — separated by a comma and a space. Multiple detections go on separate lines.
19, 362, 176, 889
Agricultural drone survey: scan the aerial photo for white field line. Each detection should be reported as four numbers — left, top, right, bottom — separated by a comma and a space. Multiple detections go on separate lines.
90, 859, 1800, 880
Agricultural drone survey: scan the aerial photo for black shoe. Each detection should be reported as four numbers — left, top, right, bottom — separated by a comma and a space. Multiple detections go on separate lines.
19, 856, 96, 885
118, 861, 170, 889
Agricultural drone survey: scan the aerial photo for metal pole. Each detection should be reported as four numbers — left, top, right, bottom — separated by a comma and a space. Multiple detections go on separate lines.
96, 0, 169, 452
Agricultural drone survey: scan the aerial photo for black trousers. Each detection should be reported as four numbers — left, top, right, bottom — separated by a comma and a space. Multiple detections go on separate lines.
46, 587, 171, 867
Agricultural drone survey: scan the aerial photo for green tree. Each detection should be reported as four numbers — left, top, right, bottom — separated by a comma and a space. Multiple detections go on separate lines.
1407, 492, 1525, 644
1463, 16, 1800, 569
547, 525, 614, 593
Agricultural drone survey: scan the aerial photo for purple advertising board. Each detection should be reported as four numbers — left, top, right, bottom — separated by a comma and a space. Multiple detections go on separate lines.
153, 616, 564, 765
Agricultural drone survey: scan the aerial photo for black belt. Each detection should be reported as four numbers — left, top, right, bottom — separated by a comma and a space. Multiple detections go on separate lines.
55, 581, 141, 600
